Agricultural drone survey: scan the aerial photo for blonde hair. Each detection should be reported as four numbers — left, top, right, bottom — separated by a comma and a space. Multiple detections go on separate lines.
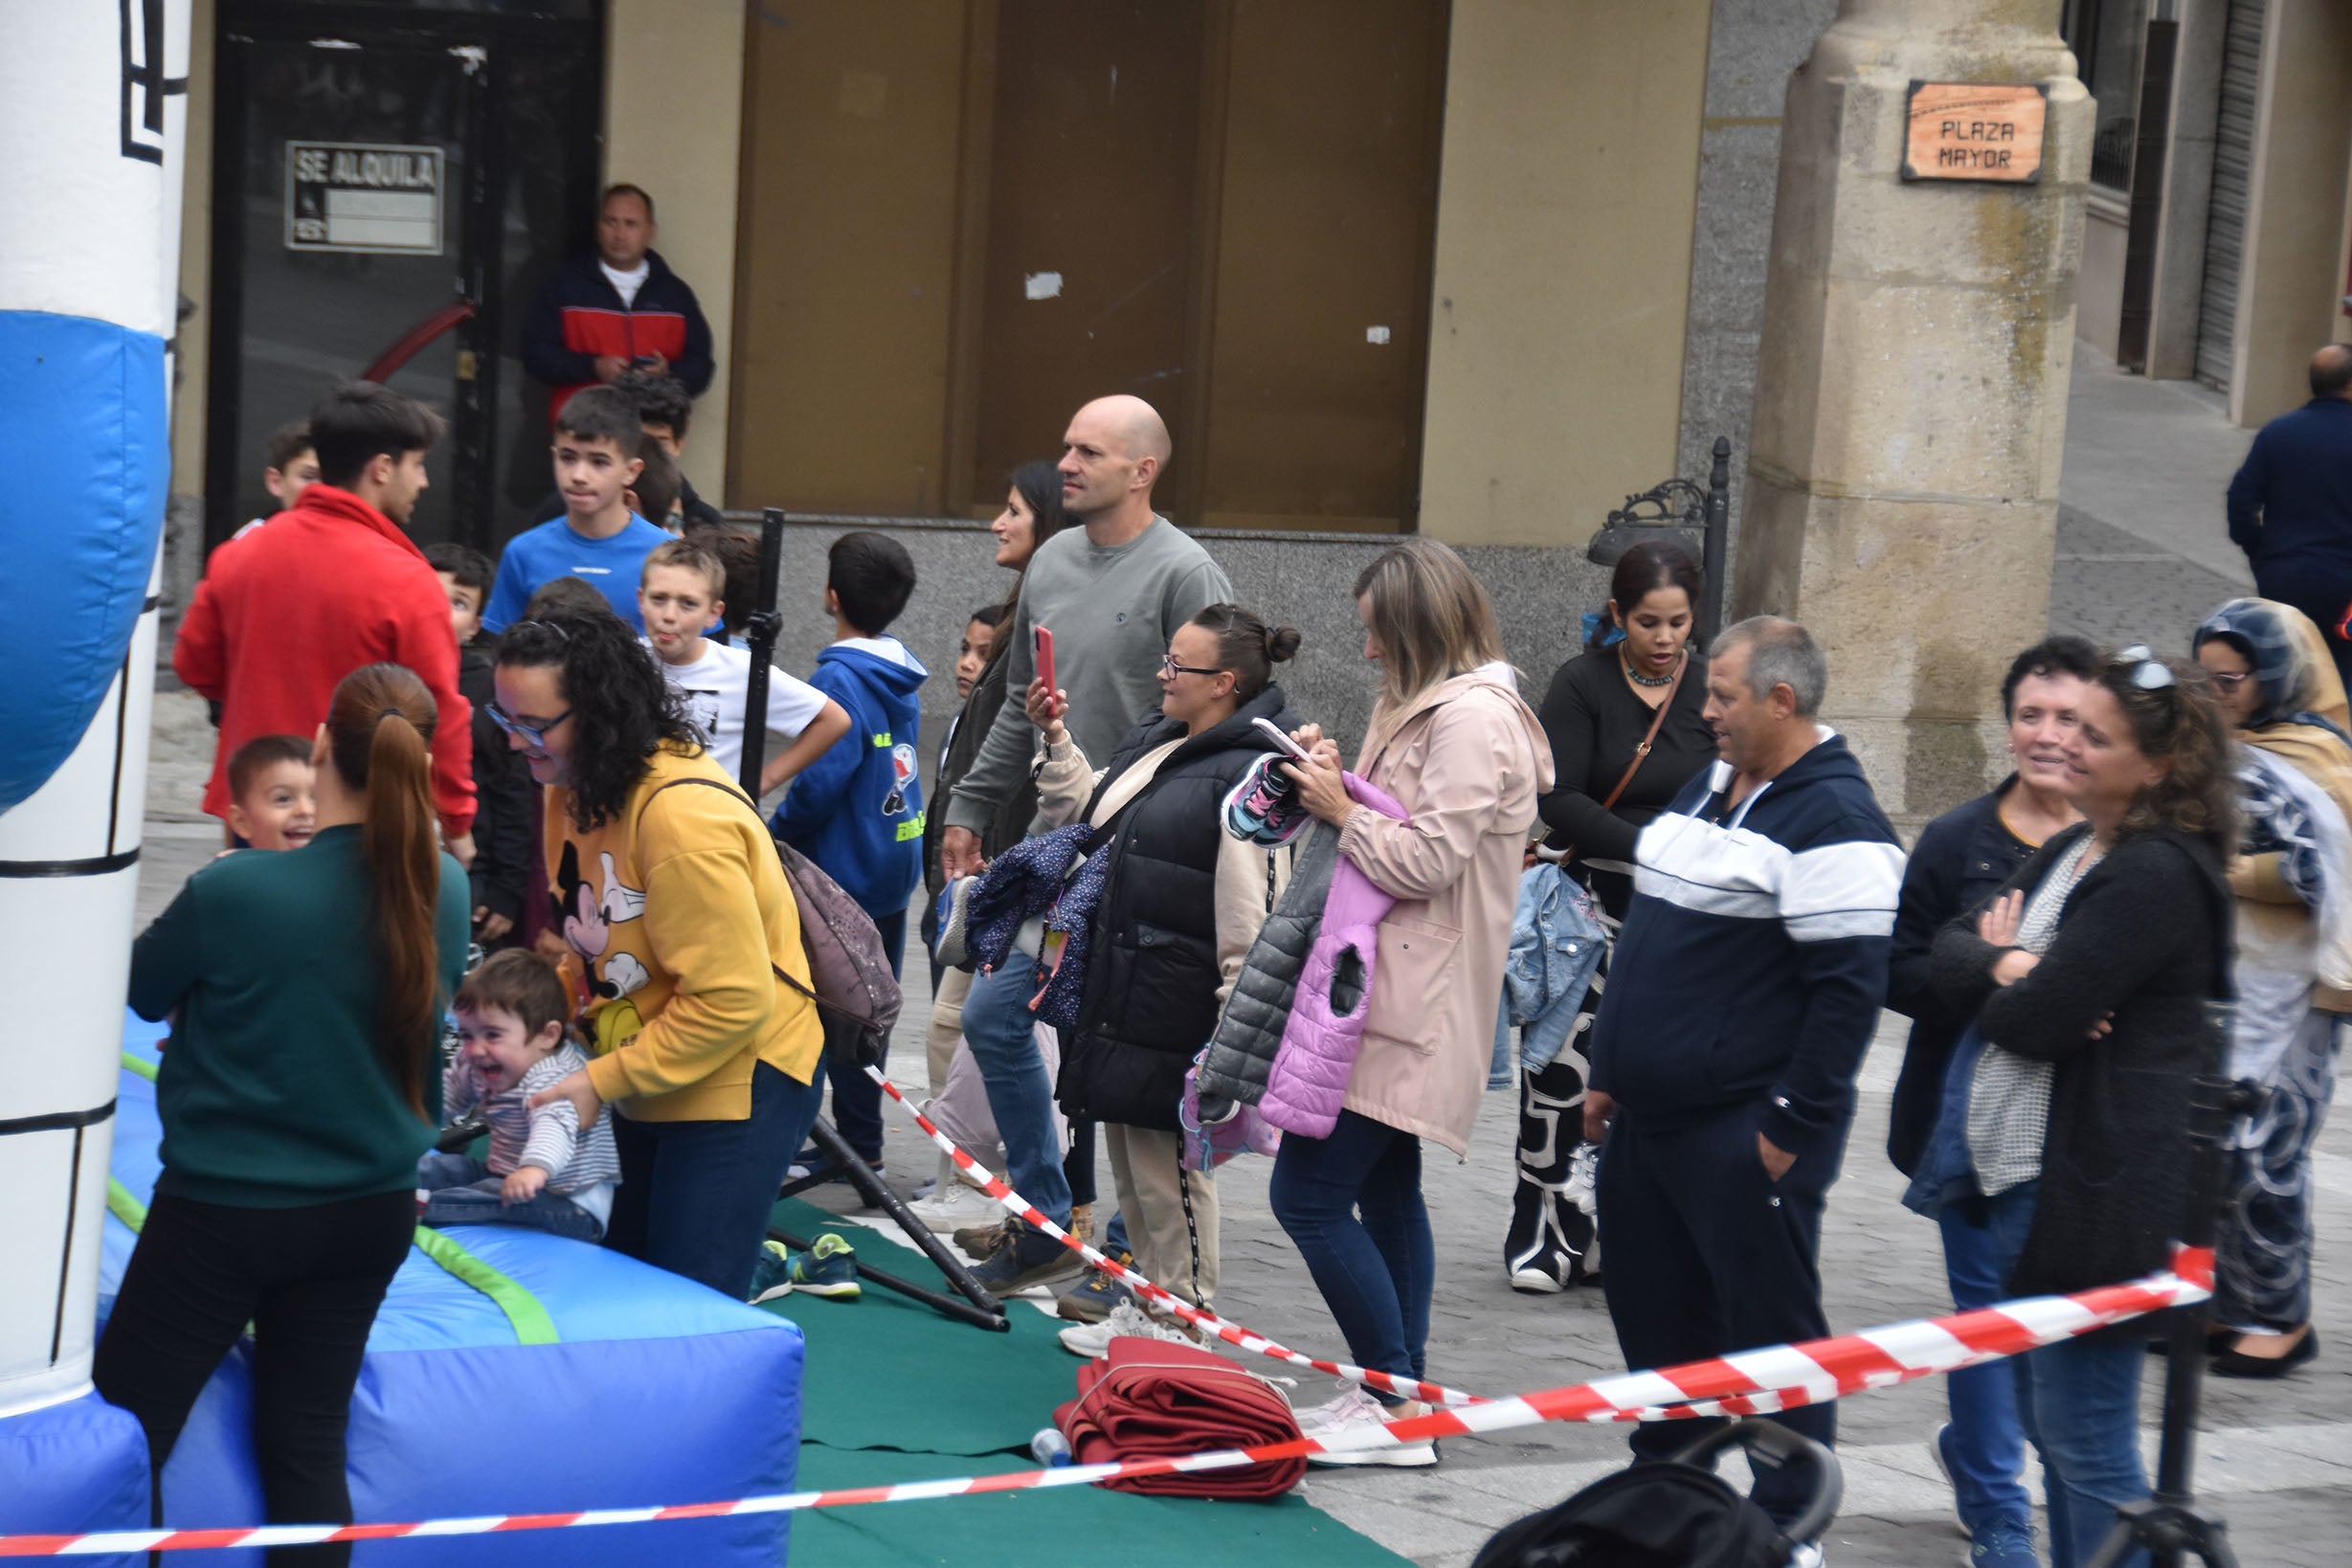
1352, 538, 1506, 707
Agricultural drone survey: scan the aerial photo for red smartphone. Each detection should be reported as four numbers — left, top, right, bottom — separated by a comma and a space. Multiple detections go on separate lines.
1033, 625, 1058, 716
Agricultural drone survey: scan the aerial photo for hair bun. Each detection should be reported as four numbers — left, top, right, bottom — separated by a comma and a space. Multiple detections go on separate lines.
1266, 625, 1302, 663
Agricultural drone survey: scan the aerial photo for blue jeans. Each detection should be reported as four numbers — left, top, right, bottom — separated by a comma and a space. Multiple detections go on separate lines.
1963, 1181, 2148, 1567
605, 1061, 824, 1298
416, 1151, 605, 1242
2016, 1332, 2151, 1568
1937, 1194, 2038, 1535
817, 908, 906, 1162
961, 957, 1072, 1226
1268, 1109, 1433, 1400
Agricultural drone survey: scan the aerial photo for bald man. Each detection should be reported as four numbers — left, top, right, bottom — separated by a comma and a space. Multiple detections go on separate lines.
2228, 344, 2352, 684
940, 395, 1232, 1295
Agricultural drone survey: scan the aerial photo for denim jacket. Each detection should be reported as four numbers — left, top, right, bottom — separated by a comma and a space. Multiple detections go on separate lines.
1488, 862, 1608, 1086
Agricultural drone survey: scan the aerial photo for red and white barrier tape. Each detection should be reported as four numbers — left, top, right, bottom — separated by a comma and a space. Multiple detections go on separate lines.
0, 1248, 2210, 1557
862, 1064, 1488, 1407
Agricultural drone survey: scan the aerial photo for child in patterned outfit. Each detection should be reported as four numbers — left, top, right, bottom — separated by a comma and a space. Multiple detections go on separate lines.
417, 950, 620, 1240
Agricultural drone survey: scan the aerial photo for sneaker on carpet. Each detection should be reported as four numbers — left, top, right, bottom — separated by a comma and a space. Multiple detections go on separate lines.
1057, 1297, 1193, 1358
1968, 1523, 2038, 1568
1055, 1251, 1135, 1323
1298, 1384, 1438, 1469
747, 1234, 862, 1304
953, 1216, 1019, 1260
909, 1179, 1001, 1234
969, 1226, 1086, 1295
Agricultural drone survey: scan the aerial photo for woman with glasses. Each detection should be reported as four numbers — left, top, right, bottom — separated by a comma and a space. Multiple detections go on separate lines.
1011, 605, 1301, 1353
493, 608, 827, 1299
1931, 646, 2235, 1568
2192, 599, 2352, 1378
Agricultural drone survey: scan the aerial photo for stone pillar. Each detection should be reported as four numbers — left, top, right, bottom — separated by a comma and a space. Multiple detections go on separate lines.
1733, 0, 2092, 825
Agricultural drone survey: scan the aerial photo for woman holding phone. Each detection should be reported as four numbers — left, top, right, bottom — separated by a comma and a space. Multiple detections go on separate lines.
1019, 603, 1303, 1353
1272, 538, 1551, 1462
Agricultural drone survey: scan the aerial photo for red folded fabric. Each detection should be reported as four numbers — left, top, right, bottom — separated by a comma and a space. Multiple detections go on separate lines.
1053, 1334, 1307, 1499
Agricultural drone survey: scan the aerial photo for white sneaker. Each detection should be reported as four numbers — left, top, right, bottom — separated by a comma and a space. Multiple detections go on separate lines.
1296, 1384, 1438, 1468
907, 1178, 1000, 1233
1058, 1297, 1195, 1358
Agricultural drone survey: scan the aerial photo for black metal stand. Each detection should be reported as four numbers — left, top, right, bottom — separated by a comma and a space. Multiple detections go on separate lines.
2083, 1071, 2262, 1568
734, 507, 1010, 1333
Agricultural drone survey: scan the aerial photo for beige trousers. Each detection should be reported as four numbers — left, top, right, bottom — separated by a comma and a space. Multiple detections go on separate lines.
1105, 1123, 1220, 1307
926, 967, 971, 1095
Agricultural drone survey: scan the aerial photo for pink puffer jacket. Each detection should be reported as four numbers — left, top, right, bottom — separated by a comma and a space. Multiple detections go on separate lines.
1258, 773, 1409, 1138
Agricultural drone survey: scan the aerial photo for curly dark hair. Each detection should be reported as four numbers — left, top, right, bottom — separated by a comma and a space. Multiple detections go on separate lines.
495, 608, 702, 830
2098, 651, 2235, 853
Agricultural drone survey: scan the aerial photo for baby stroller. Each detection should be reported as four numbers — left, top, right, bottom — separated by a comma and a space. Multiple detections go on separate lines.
1471, 1420, 1841, 1568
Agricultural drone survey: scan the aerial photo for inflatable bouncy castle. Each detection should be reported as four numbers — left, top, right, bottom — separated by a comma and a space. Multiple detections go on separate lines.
0, 11, 805, 1558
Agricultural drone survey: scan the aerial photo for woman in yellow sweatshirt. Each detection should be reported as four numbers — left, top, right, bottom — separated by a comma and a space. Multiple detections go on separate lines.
494, 607, 824, 1298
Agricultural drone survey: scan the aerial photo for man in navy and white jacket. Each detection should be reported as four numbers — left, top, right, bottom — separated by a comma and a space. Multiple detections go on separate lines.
1585, 616, 1904, 1529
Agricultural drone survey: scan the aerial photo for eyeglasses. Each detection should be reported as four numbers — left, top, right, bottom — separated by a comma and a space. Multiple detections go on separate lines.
484, 701, 573, 749
2111, 644, 2177, 691
2206, 669, 2253, 691
1160, 653, 1224, 679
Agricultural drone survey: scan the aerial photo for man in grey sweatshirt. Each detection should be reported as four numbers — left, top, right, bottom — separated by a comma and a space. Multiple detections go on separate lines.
941, 393, 1232, 1293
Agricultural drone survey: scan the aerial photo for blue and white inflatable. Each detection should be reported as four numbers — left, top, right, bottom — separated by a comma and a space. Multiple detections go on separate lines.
0, 11, 807, 1557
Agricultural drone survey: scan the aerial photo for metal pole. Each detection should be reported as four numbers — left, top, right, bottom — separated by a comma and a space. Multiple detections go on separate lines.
736, 506, 787, 799
2083, 1059, 2253, 1568
730, 512, 1011, 1329
1702, 437, 1732, 646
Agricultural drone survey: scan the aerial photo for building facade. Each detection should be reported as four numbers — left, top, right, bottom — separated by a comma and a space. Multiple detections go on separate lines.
2066, 0, 2352, 423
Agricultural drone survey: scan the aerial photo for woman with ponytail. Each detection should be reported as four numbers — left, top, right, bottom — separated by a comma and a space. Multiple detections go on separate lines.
100, 662, 469, 1565
497, 606, 826, 1299
1006, 604, 1303, 1342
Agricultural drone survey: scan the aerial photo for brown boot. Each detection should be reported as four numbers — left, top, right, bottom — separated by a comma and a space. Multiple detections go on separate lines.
1070, 1202, 1094, 1247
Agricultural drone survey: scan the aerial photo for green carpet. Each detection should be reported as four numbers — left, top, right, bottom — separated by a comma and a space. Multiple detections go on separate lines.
787, 1445, 1415, 1567
763, 1198, 1411, 1567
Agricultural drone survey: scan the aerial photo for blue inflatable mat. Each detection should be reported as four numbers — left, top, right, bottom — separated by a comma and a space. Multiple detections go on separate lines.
87, 1012, 804, 1564
0, 1391, 148, 1568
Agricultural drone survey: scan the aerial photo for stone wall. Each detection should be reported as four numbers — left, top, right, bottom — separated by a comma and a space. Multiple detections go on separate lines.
734, 516, 1610, 774
1674, 0, 1843, 561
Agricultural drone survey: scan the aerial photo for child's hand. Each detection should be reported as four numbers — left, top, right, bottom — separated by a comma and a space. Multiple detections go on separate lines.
502, 1166, 549, 1204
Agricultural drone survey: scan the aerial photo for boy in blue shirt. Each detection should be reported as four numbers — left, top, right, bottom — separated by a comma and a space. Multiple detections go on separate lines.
481, 384, 672, 633
772, 531, 928, 1174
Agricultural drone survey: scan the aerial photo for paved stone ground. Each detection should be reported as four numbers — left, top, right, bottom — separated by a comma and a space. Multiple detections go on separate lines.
127, 344, 2348, 1564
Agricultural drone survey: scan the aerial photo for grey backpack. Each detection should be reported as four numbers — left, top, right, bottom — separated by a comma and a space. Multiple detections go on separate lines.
638, 777, 904, 1065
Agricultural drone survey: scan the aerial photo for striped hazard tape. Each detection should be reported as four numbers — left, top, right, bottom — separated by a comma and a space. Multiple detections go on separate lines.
862, 1065, 1488, 1407
0, 1247, 2210, 1556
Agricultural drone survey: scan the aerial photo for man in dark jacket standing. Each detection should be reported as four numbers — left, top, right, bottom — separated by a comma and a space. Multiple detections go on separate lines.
521, 184, 715, 427
1584, 616, 1904, 1531
2228, 344, 2352, 685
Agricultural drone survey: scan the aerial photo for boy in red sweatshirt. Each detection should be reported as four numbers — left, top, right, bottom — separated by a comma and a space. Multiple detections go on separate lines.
173, 382, 477, 859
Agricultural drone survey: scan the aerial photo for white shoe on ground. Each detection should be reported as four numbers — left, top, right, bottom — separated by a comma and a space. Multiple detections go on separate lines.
1058, 1297, 1196, 1358
907, 1178, 1000, 1233
1296, 1384, 1439, 1468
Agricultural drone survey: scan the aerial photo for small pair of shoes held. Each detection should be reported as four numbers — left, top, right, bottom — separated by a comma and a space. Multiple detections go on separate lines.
748, 1233, 861, 1305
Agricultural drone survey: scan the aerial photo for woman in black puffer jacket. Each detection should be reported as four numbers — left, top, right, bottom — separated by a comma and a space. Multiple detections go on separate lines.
1025, 605, 1300, 1344
1930, 646, 2234, 1568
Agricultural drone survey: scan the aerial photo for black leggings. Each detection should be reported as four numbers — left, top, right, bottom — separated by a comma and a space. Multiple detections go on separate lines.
93, 1188, 415, 1567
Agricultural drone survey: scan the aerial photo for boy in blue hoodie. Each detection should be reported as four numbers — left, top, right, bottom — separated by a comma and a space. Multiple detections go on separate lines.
772, 531, 929, 1173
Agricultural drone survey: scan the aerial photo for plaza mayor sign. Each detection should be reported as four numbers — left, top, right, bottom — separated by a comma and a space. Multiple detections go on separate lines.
1901, 83, 2049, 184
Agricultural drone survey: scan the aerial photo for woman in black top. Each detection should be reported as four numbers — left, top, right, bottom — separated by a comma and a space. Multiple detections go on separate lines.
1930, 648, 2234, 1568
1505, 542, 1715, 1291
